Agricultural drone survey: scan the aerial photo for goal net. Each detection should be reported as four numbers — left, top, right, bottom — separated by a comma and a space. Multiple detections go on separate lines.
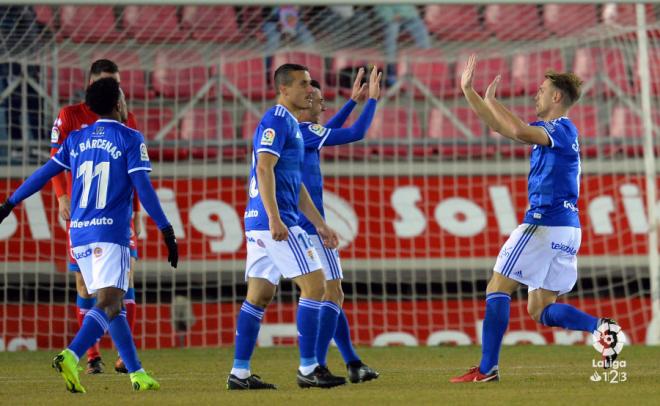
0, 2, 658, 352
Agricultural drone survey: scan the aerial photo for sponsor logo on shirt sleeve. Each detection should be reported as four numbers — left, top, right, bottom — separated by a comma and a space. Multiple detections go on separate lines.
50, 127, 60, 143
140, 143, 149, 161
308, 124, 327, 137
261, 128, 276, 146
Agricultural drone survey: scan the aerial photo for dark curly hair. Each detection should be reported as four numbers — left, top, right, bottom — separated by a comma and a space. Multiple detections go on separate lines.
85, 77, 120, 116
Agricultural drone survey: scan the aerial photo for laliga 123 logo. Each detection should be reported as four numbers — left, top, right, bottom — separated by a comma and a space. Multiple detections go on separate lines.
590, 321, 627, 383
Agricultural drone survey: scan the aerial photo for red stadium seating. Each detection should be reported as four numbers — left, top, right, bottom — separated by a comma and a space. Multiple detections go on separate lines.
123, 6, 186, 43
602, 48, 635, 96
241, 110, 261, 142
152, 50, 209, 99
602, 4, 656, 27
427, 107, 493, 158
33, 6, 55, 30
91, 50, 150, 100
511, 49, 565, 95
181, 6, 241, 43
131, 108, 186, 161
634, 46, 660, 96
572, 48, 600, 96
543, 4, 598, 37
59, 6, 122, 43
454, 52, 512, 97
398, 49, 454, 99
48, 51, 85, 101
214, 52, 274, 100
366, 107, 422, 157
181, 108, 241, 160
608, 105, 660, 157
484, 5, 547, 40
424, 5, 487, 41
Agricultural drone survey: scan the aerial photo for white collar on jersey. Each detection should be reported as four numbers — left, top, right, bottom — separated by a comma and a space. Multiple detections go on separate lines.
274, 104, 299, 123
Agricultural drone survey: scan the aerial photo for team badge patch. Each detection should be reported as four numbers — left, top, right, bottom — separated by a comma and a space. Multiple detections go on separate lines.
307, 249, 315, 261
93, 247, 103, 258
308, 124, 327, 137
140, 143, 149, 161
261, 128, 276, 146
50, 127, 60, 143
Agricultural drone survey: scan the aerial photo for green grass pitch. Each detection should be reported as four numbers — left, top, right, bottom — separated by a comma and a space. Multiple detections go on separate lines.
1, 346, 658, 405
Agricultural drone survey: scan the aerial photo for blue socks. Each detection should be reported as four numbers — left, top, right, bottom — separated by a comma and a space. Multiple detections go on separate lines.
335, 309, 360, 364
479, 292, 511, 375
107, 309, 142, 373
76, 295, 96, 315
68, 307, 109, 359
298, 298, 321, 374
540, 303, 598, 332
231, 301, 264, 378
316, 301, 341, 367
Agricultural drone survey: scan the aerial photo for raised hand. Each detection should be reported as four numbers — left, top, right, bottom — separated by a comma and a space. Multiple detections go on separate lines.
368, 65, 382, 100
461, 54, 477, 93
485, 75, 501, 101
350, 67, 367, 102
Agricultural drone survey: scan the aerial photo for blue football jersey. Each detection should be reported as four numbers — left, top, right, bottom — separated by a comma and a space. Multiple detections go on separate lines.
52, 119, 151, 247
523, 117, 581, 227
244, 105, 305, 231
298, 122, 332, 235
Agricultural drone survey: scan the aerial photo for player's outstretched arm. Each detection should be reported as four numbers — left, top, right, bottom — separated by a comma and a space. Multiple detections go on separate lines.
298, 184, 339, 249
325, 67, 366, 129
128, 171, 178, 268
324, 66, 382, 147
0, 160, 66, 224
483, 76, 551, 146
256, 152, 288, 241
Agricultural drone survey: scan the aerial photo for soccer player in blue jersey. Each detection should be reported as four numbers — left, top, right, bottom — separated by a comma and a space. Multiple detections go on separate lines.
227, 64, 344, 390
0, 78, 178, 393
450, 54, 619, 383
296, 66, 381, 383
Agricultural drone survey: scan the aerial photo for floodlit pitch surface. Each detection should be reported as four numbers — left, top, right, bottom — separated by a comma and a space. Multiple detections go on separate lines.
1, 346, 658, 405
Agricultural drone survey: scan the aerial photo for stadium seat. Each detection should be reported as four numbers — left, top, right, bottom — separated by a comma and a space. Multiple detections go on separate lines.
213, 51, 274, 100
511, 49, 565, 95
48, 51, 85, 101
607, 105, 660, 157
397, 49, 454, 99
91, 50, 150, 100
602, 4, 656, 27
33, 6, 55, 31
123, 6, 186, 43
131, 108, 186, 161
602, 48, 635, 96
366, 107, 422, 158
59, 6, 122, 43
454, 52, 512, 97
484, 5, 547, 40
424, 5, 487, 41
543, 4, 598, 37
181, 6, 241, 43
272, 50, 332, 98
633, 46, 660, 96
427, 107, 493, 158
181, 108, 242, 160
152, 50, 209, 99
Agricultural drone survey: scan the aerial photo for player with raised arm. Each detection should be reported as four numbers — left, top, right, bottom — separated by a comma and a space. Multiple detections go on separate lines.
450, 55, 619, 383
0, 78, 178, 393
227, 64, 344, 390
296, 67, 380, 383
50, 59, 142, 374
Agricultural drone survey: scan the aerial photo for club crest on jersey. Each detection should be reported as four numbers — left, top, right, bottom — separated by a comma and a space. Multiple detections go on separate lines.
93, 247, 103, 258
261, 128, 276, 146
307, 249, 315, 260
308, 124, 327, 137
140, 143, 149, 161
50, 127, 60, 143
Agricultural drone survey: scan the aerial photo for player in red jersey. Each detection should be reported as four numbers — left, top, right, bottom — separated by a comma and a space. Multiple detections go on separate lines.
50, 59, 140, 374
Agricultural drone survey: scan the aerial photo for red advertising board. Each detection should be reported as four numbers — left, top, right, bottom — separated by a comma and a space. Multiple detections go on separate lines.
0, 175, 656, 263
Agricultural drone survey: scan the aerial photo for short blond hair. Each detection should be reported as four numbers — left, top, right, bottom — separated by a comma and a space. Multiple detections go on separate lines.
545, 70, 583, 107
